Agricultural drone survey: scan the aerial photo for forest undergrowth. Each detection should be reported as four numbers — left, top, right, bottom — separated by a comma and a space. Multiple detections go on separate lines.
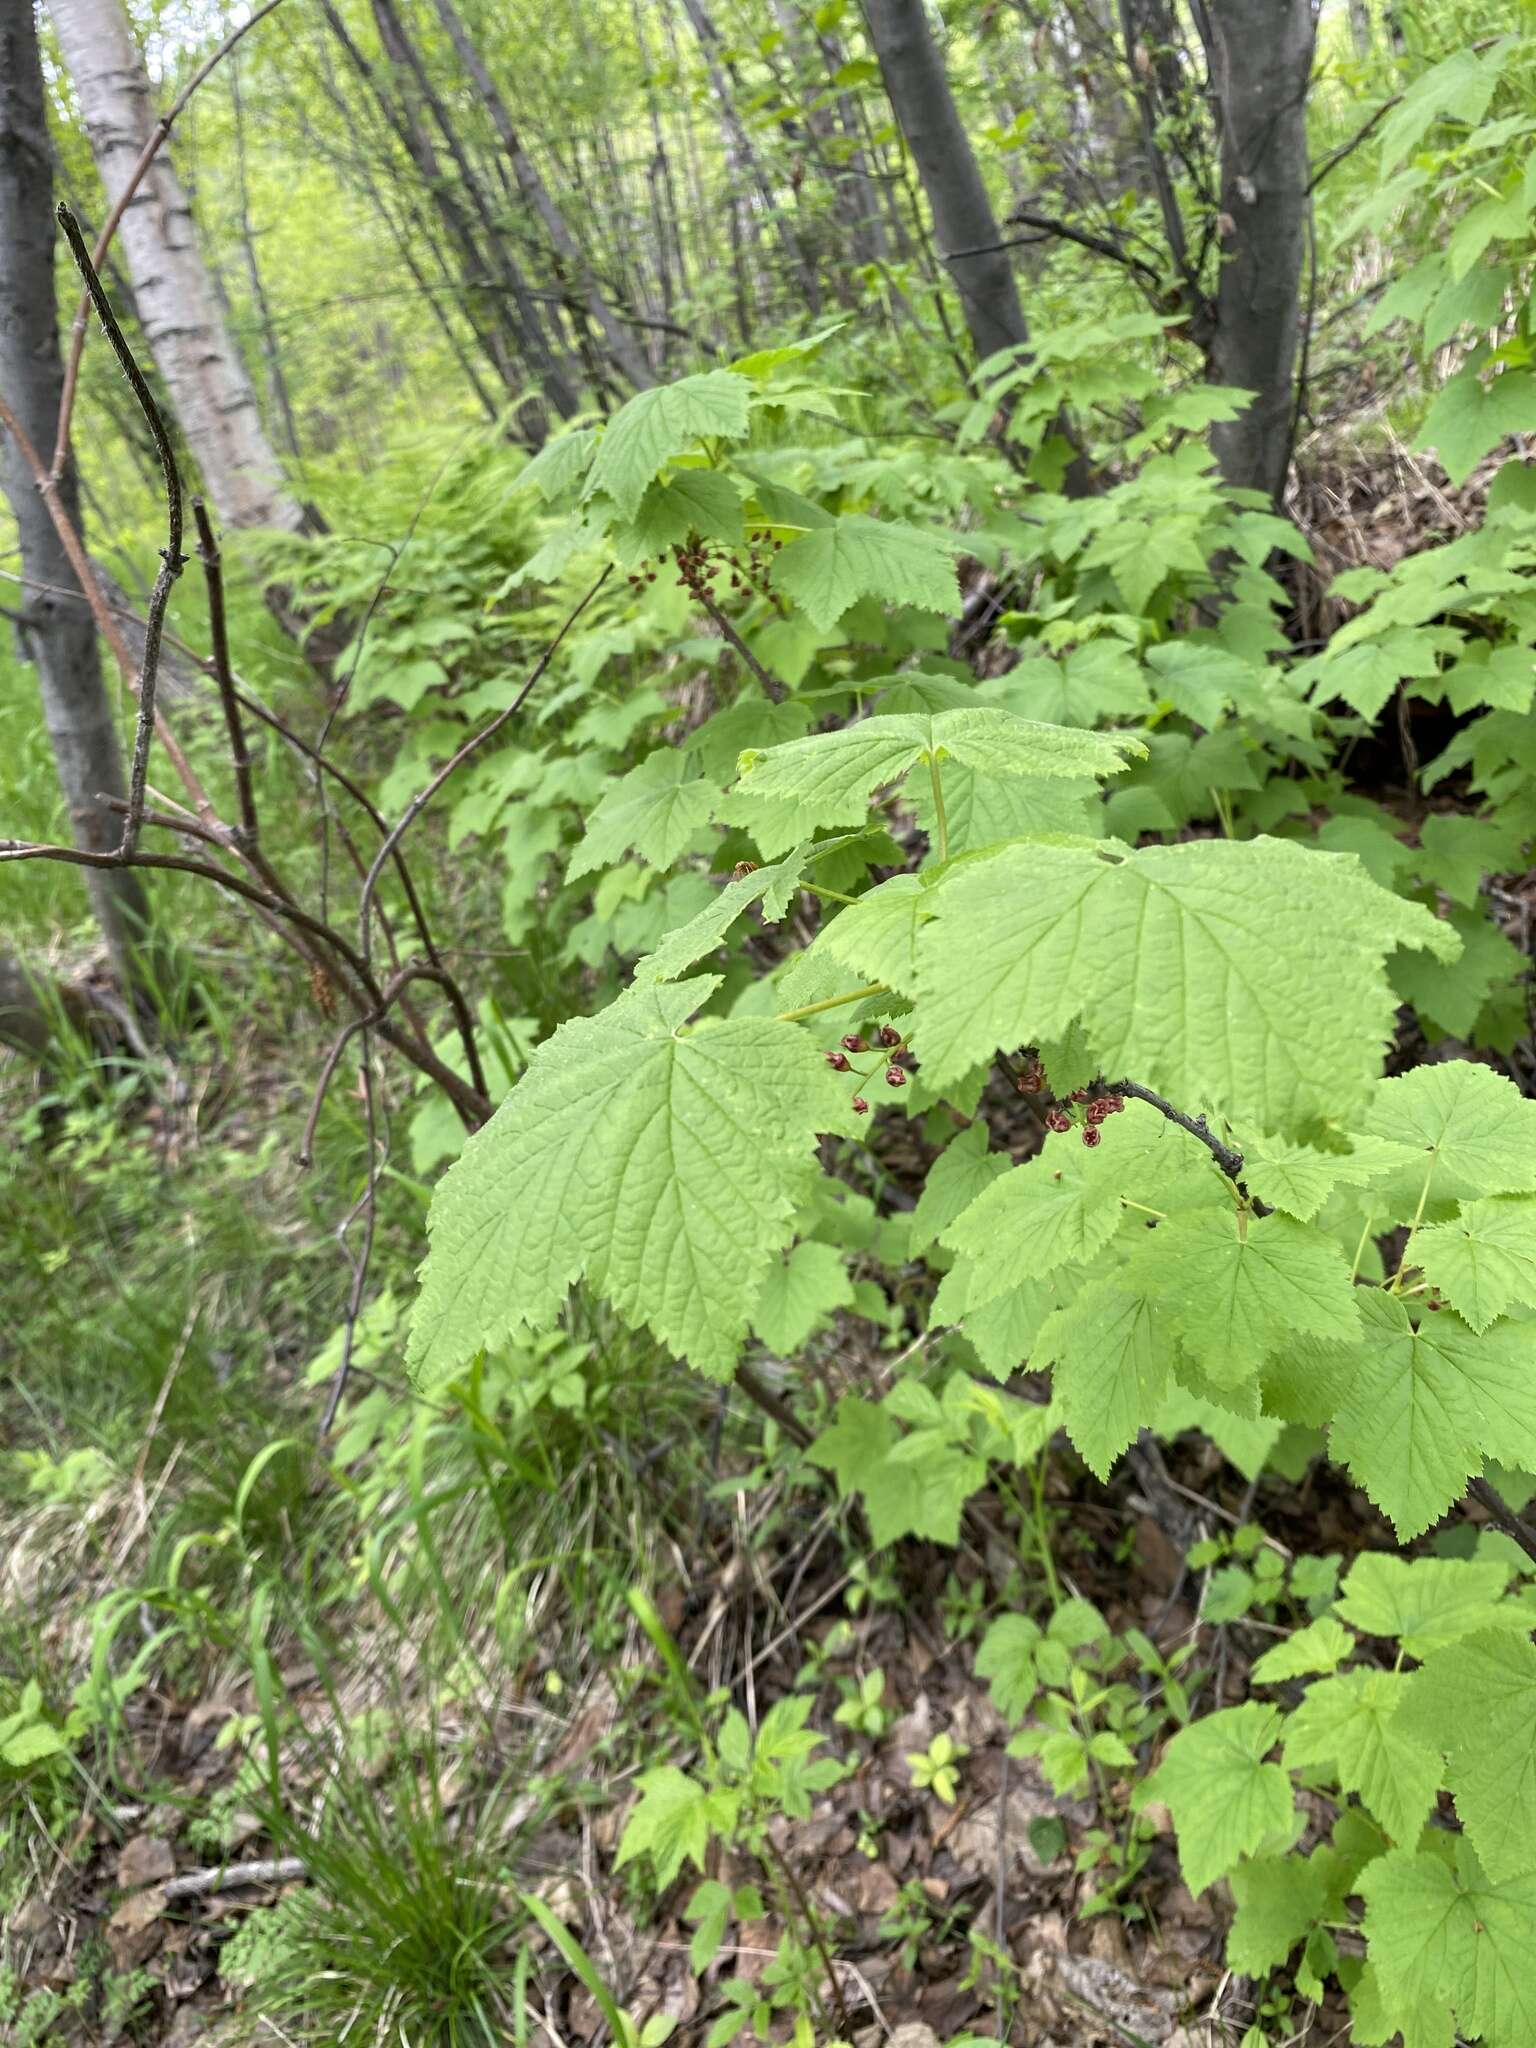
6, 0, 1536, 2045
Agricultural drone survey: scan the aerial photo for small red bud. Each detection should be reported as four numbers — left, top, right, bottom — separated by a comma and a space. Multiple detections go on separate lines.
885, 1066, 906, 1088
878, 1025, 902, 1049
1426, 1297, 1442, 1310
1107, 1094, 1125, 1113
826, 1050, 851, 1071
841, 1033, 866, 1053
1046, 1109, 1072, 1134
851, 1095, 869, 1115
1082, 1127, 1102, 1148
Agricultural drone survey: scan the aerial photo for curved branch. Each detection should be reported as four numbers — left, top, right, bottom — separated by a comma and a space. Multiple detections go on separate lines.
1109, 1077, 1269, 1211
56, 205, 185, 857
356, 568, 612, 969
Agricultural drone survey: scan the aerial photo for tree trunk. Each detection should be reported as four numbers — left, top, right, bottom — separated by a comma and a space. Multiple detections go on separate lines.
365, 0, 583, 420
677, 0, 825, 317
862, 0, 1029, 365
229, 51, 302, 459
313, 0, 532, 421
48, 0, 307, 535
429, 0, 655, 390
1206, 0, 1316, 504
0, 0, 148, 985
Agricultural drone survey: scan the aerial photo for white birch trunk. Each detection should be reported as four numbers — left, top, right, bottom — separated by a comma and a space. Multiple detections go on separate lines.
48, 0, 306, 533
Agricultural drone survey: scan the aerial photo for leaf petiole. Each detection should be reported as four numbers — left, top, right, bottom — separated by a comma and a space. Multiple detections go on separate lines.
775, 981, 886, 1023
928, 749, 950, 864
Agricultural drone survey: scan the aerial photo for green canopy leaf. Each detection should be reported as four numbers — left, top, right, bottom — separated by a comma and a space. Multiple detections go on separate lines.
1362, 1063, 1536, 1200
732, 709, 1140, 848
1034, 1286, 1174, 1479
1283, 1670, 1443, 1846
1335, 1553, 1523, 1657
1129, 1211, 1361, 1387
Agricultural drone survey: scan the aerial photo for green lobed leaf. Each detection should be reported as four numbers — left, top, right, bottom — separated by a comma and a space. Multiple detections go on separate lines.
1128, 1211, 1361, 1388
1335, 1552, 1521, 1657
1358, 1842, 1536, 2048
1328, 1292, 1536, 1539
942, 1162, 1125, 1300
514, 425, 599, 502
408, 978, 845, 1386
1240, 1133, 1418, 1222
974, 1614, 1043, 1720
1140, 1703, 1296, 1896
1034, 1286, 1173, 1480
906, 759, 1098, 852
1283, 1669, 1443, 1846
751, 1241, 853, 1353
911, 836, 1456, 1126
584, 371, 752, 519
1249, 1615, 1356, 1684
808, 1395, 892, 1494
861, 1439, 988, 1547
815, 872, 937, 988
568, 751, 716, 881
769, 513, 960, 629
1422, 366, 1536, 488
909, 1124, 1010, 1256
1399, 1631, 1536, 1884
627, 470, 745, 552
615, 1765, 734, 1888
630, 844, 816, 986
1415, 1196, 1536, 1331
732, 709, 1140, 850
1226, 1853, 1329, 1976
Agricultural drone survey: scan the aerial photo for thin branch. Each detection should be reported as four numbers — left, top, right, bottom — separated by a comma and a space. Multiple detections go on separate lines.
298, 960, 481, 1165
161, 1856, 307, 1902
73, 815, 377, 1001
191, 500, 257, 846
298, 1014, 373, 1169
1109, 1078, 1269, 1210
7, 542, 488, 1103
1306, 95, 1401, 196
1467, 1476, 1536, 1570
356, 568, 612, 969
695, 586, 786, 702
970, 210, 1166, 291
50, 0, 290, 479
321, 1028, 381, 1434
735, 1362, 813, 1450
56, 206, 185, 859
